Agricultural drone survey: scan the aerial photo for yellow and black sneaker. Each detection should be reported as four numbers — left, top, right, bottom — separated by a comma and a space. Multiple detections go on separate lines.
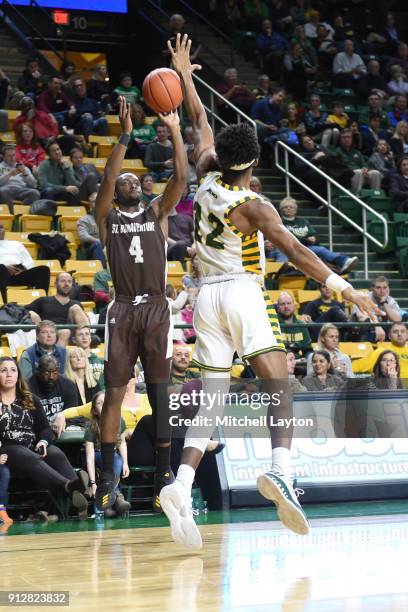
152, 469, 175, 514
95, 472, 117, 511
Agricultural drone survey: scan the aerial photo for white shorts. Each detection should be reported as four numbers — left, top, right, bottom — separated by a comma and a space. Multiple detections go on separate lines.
192, 276, 285, 372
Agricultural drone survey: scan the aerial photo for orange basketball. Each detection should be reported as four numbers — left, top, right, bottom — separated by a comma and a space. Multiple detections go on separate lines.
142, 68, 183, 114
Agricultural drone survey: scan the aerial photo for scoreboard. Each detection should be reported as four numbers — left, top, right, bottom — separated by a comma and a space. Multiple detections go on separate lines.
11, 0, 127, 13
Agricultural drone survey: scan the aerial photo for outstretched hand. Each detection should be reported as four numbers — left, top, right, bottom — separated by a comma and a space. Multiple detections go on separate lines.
158, 109, 180, 129
167, 33, 202, 75
342, 288, 385, 322
118, 95, 132, 135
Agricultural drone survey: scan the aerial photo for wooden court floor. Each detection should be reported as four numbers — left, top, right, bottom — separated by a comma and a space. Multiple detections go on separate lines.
1, 514, 408, 611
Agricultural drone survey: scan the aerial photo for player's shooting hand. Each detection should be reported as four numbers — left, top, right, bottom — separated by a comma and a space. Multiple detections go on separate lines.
158, 109, 180, 130
167, 33, 202, 76
342, 287, 385, 322
118, 96, 132, 135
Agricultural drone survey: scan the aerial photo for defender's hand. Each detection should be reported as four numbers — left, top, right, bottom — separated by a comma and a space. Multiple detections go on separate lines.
342, 288, 385, 322
158, 109, 180, 129
167, 33, 202, 76
118, 96, 132, 135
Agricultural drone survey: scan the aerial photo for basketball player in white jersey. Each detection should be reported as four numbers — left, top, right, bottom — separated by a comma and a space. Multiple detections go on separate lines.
160, 34, 383, 549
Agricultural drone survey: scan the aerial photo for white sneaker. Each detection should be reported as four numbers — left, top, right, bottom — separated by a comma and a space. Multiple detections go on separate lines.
160, 480, 203, 550
340, 256, 358, 274
257, 471, 310, 535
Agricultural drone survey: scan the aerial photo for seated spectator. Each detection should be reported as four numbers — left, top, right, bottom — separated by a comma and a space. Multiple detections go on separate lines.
59, 60, 78, 98
313, 24, 338, 71
222, 0, 244, 37
36, 76, 76, 129
19, 320, 66, 380
165, 13, 201, 64
255, 18, 288, 75
276, 292, 312, 358
144, 123, 173, 182
358, 93, 391, 131
70, 148, 101, 200
38, 141, 80, 205
368, 12, 401, 56
113, 72, 141, 106
390, 156, 408, 212
302, 284, 348, 339
15, 123, 46, 175
334, 129, 382, 193
17, 58, 46, 98
368, 139, 396, 183
387, 43, 408, 76
358, 60, 389, 99
77, 191, 106, 266
171, 344, 200, 384
0, 357, 89, 518
390, 121, 408, 162
65, 347, 101, 404
242, 0, 269, 30
388, 95, 408, 130
71, 325, 104, 388
0, 221, 50, 304
28, 272, 89, 346
353, 322, 408, 377
84, 391, 130, 517
283, 42, 316, 99
0, 452, 12, 525
167, 204, 194, 261
360, 114, 390, 157
0, 144, 40, 213
388, 65, 408, 97
351, 275, 402, 343
322, 102, 350, 147
332, 13, 354, 44
250, 87, 287, 144
306, 323, 353, 378
252, 75, 272, 101
303, 94, 330, 140
71, 78, 108, 139
140, 173, 157, 206
183, 126, 197, 185
13, 96, 59, 145
175, 185, 194, 217
216, 67, 255, 124
293, 23, 318, 66
86, 64, 112, 111
127, 104, 156, 160
279, 197, 358, 273
28, 355, 80, 425
302, 350, 344, 392
93, 267, 111, 306
332, 39, 367, 91
372, 350, 403, 390
304, 9, 334, 40
287, 351, 307, 393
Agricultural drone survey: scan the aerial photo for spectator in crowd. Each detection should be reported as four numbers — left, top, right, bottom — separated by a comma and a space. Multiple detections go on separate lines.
322, 101, 350, 146
353, 322, 408, 378
216, 67, 255, 123
70, 148, 101, 200
306, 323, 353, 378
183, 125, 197, 185
0, 221, 50, 304
86, 64, 112, 111
0, 67, 9, 109
0, 144, 40, 213
351, 275, 402, 343
140, 173, 157, 206
243, 0, 269, 29
84, 391, 130, 517
255, 18, 288, 75
302, 350, 344, 392
171, 344, 200, 385
167, 203, 194, 261
390, 121, 408, 161
291, 0, 308, 27
286, 351, 306, 393
13, 97, 59, 144
313, 24, 338, 72
175, 185, 194, 217
15, 123, 46, 175
222, 0, 244, 37
93, 267, 111, 307
372, 350, 403, 390
304, 9, 334, 40
293, 24, 318, 66
36, 76, 76, 129
358, 60, 389, 99
368, 139, 396, 183
335, 129, 382, 193
70, 79, 108, 138
17, 58, 46, 97
332, 39, 367, 90
302, 284, 348, 338
358, 92, 391, 130
303, 94, 330, 140
390, 156, 408, 212
28, 355, 80, 425
388, 65, 408, 97
77, 191, 106, 266
279, 197, 358, 273
127, 104, 156, 160
250, 87, 287, 143
19, 320, 66, 380
65, 347, 101, 405
28, 272, 89, 346
283, 42, 317, 99
360, 114, 390, 157
144, 123, 173, 182
388, 95, 408, 129
269, 0, 293, 32
276, 292, 312, 358
0, 357, 89, 519
60, 60, 78, 98
252, 74, 273, 99
388, 43, 408, 76
0, 452, 12, 525
38, 141, 80, 204
165, 13, 201, 64
113, 72, 141, 106
71, 325, 104, 389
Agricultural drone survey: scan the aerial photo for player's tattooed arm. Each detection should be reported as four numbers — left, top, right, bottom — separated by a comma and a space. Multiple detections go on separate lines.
95, 96, 132, 245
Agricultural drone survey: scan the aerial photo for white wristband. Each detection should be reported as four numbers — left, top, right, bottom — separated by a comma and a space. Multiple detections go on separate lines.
325, 273, 352, 294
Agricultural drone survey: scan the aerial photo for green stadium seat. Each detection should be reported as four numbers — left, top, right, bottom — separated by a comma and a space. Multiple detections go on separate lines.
393, 213, 408, 237
396, 236, 408, 275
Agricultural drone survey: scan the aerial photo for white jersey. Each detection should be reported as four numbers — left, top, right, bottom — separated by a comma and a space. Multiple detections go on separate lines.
194, 172, 265, 278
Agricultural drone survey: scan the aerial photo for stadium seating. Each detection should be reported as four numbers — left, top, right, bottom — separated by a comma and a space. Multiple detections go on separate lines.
7, 288, 46, 305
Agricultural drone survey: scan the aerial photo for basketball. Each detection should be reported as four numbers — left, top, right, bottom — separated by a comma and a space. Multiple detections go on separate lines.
142, 68, 183, 114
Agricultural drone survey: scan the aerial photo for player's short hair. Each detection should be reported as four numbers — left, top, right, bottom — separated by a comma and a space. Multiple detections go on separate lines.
215, 123, 260, 173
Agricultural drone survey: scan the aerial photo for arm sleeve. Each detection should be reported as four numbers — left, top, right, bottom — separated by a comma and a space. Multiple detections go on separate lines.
62, 379, 81, 409
18, 351, 33, 380
63, 402, 92, 420
22, 169, 37, 188
36, 94, 49, 112
77, 218, 95, 244
38, 162, 61, 190
32, 396, 53, 444
26, 297, 42, 315
19, 244, 35, 270
64, 166, 81, 187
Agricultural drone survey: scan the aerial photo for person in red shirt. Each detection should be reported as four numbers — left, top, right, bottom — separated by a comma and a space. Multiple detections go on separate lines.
13, 96, 58, 141
36, 77, 76, 129
15, 123, 46, 176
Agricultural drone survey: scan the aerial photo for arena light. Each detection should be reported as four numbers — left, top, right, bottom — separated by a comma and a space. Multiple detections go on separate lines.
52, 9, 70, 25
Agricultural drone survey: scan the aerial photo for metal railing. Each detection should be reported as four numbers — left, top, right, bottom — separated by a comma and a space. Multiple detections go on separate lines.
274, 141, 389, 280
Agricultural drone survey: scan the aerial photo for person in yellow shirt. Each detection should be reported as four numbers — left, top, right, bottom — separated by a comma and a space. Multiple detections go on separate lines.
322, 101, 350, 146
353, 322, 408, 377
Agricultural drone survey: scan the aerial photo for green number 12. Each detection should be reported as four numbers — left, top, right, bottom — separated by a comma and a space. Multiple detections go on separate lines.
194, 203, 224, 250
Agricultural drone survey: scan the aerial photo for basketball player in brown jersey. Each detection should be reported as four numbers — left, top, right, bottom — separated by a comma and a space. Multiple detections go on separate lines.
94, 97, 188, 511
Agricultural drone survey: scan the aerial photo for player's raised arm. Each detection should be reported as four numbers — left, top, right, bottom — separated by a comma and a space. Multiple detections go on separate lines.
152, 110, 188, 219
168, 33, 217, 179
95, 96, 132, 245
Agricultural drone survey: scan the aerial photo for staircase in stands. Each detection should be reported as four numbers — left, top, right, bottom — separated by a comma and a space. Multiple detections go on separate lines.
0, 23, 28, 84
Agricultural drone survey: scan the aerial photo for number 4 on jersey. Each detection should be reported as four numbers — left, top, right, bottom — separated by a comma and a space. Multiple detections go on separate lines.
129, 236, 144, 263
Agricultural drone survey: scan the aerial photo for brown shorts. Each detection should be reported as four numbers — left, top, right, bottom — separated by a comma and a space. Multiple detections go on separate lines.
104, 295, 172, 388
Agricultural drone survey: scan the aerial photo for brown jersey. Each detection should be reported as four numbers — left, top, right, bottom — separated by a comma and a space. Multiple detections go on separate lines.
105, 206, 166, 298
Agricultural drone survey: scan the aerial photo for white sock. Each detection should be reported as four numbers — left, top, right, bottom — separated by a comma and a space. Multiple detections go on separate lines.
272, 447, 291, 478
176, 464, 196, 493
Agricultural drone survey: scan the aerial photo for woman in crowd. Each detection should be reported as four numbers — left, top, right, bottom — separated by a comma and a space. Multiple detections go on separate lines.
0, 357, 89, 518
65, 348, 101, 405
373, 350, 403, 390
287, 351, 306, 393
306, 323, 353, 378
127, 104, 156, 160
368, 139, 396, 184
389, 120, 408, 162
302, 350, 344, 392
84, 391, 130, 517
303, 94, 329, 141
15, 122, 46, 176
